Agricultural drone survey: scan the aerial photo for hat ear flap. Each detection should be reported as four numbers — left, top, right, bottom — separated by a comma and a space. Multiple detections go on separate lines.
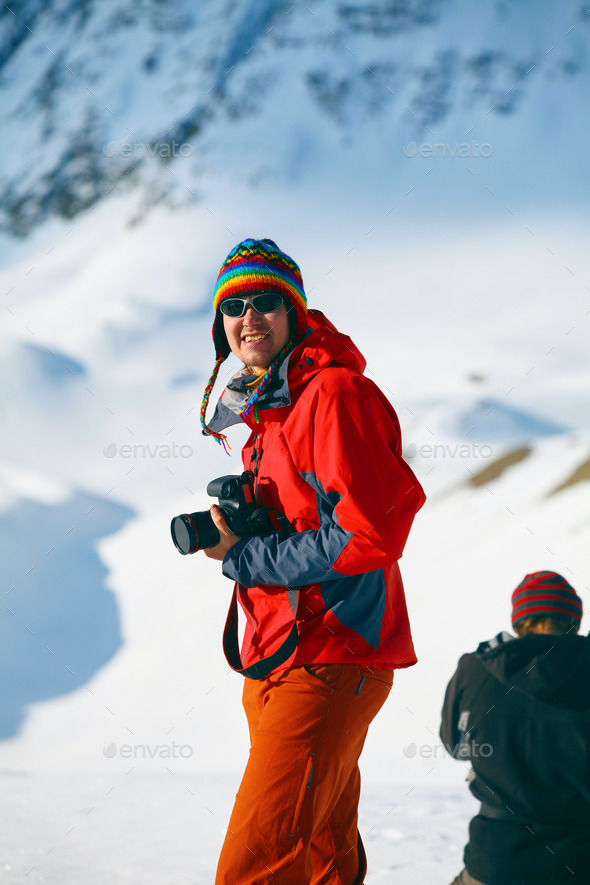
213, 309, 232, 361
286, 300, 298, 342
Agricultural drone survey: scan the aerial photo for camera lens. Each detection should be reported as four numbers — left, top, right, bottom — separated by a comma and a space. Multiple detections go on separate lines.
170, 515, 194, 555
170, 510, 220, 554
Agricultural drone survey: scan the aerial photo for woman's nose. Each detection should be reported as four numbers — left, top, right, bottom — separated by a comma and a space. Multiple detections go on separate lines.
242, 302, 264, 321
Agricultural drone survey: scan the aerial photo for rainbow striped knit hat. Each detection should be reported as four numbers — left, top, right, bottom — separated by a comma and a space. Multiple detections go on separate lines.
201, 238, 307, 448
511, 571, 583, 628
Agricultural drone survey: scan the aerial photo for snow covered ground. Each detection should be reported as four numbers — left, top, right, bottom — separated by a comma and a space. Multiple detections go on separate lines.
0, 771, 477, 884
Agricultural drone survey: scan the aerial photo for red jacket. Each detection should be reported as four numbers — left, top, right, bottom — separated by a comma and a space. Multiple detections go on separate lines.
210, 310, 426, 675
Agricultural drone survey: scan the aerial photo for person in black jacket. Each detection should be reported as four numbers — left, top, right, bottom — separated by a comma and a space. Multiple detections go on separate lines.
441, 570, 590, 885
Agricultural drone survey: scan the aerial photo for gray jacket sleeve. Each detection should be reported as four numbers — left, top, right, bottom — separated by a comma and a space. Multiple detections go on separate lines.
221, 523, 355, 588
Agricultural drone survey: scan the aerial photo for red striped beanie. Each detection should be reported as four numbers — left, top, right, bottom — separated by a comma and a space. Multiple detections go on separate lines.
511, 571, 583, 628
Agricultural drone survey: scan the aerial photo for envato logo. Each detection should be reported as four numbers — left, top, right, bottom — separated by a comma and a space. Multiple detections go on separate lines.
403, 741, 493, 759
103, 742, 193, 760
103, 442, 193, 459
103, 141, 193, 159
403, 140, 493, 159
404, 442, 494, 459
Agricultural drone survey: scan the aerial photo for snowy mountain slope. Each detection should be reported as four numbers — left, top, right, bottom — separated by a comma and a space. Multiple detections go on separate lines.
1, 0, 589, 234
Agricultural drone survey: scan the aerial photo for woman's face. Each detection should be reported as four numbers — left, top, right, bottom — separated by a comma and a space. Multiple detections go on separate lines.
222, 297, 290, 370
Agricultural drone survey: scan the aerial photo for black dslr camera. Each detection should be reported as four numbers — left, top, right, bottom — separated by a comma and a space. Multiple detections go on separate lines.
171, 470, 275, 554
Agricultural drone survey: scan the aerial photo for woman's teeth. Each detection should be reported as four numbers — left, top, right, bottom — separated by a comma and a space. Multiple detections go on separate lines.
243, 334, 268, 342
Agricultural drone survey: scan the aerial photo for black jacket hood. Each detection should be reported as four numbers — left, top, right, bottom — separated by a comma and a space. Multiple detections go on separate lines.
479, 633, 590, 710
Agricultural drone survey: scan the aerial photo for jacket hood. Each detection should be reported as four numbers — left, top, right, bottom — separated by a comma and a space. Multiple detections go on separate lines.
208, 309, 366, 433
479, 633, 590, 708
290, 309, 366, 381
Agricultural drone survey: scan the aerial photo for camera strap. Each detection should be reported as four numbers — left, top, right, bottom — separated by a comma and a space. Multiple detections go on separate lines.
223, 585, 300, 680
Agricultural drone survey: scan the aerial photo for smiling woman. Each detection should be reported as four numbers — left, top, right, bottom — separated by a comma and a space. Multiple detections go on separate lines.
193, 236, 426, 885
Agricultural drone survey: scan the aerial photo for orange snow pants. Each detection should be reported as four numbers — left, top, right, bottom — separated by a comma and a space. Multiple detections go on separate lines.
215, 663, 394, 885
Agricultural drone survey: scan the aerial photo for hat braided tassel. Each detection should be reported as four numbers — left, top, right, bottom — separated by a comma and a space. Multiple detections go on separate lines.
200, 356, 231, 454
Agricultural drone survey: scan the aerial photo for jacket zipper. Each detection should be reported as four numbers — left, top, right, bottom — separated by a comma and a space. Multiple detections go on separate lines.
250, 433, 263, 498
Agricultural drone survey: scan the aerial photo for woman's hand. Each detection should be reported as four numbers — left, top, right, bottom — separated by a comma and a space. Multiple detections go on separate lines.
203, 505, 242, 561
